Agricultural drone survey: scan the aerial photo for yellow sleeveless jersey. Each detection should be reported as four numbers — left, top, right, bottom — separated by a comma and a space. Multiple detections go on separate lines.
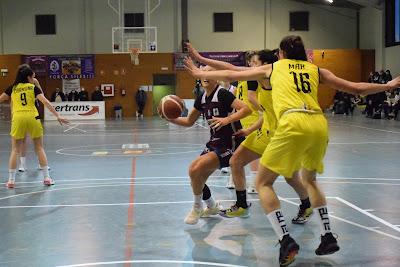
257, 84, 277, 134
236, 81, 260, 127
7, 83, 40, 116
270, 59, 321, 120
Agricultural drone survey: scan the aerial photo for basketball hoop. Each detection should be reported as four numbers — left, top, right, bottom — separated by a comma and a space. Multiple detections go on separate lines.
129, 48, 140, 65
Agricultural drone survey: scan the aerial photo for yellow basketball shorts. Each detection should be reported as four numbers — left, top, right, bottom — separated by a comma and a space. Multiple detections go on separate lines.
11, 113, 43, 140
260, 112, 328, 178
241, 127, 272, 156
240, 114, 259, 130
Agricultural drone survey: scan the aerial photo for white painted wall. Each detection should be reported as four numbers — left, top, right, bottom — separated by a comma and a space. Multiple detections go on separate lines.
360, 6, 383, 70
385, 46, 400, 75
188, 0, 358, 51
0, 0, 359, 54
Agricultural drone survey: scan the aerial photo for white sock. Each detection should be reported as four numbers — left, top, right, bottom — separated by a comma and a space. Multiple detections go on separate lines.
20, 157, 26, 167
204, 196, 215, 208
8, 169, 16, 182
250, 171, 258, 179
315, 205, 332, 235
41, 166, 50, 178
194, 194, 203, 209
267, 209, 289, 241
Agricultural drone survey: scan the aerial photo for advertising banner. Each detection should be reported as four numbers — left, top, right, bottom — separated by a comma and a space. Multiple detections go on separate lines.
48, 55, 95, 79
23, 55, 47, 76
174, 51, 246, 70
44, 101, 105, 121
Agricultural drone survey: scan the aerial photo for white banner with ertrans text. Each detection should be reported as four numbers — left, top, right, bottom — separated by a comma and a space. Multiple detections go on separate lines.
45, 101, 105, 121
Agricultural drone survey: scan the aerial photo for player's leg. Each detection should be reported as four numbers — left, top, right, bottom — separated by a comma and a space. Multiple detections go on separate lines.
7, 137, 23, 188
256, 165, 299, 267
221, 145, 259, 218
247, 158, 259, 193
32, 136, 53, 186
185, 152, 220, 225
18, 136, 27, 172
285, 172, 313, 224
301, 169, 339, 255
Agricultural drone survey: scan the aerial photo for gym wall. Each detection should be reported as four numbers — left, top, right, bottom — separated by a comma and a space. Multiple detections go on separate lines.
0, 49, 374, 118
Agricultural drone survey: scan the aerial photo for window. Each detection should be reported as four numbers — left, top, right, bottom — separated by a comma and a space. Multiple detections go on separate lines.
35, 15, 56, 35
290, 12, 309, 31
213, 13, 233, 32
385, 0, 400, 47
124, 13, 145, 27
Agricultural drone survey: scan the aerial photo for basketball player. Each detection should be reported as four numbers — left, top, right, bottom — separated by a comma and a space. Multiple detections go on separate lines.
169, 65, 251, 225
18, 83, 50, 172
187, 45, 312, 223
0, 64, 68, 188
188, 44, 262, 193
184, 35, 400, 266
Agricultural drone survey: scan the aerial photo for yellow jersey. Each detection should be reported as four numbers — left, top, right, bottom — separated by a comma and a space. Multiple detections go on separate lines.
270, 59, 321, 120
5, 83, 41, 117
236, 81, 260, 127
257, 83, 277, 134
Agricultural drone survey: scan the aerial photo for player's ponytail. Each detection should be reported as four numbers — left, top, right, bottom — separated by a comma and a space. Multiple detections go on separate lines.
13, 64, 34, 85
279, 35, 307, 61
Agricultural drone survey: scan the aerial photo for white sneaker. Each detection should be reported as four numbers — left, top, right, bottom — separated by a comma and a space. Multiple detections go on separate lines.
18, 166, 26, 172
43, 177, 55, 186
226, 175, 235, 189
201, 202, 221, 217
247, 184, 257, 194
221, 167, 230, 174
38, 165, 51, 170
184, 206, 203, 225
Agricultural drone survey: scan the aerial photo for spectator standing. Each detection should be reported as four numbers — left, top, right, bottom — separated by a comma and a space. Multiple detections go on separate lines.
385, 70, 393, 83
78, 88, 89, 101
68, 89, 79, 101
135, 88, 147, 118
51, 88, 66, 102
91, 86, 104, 101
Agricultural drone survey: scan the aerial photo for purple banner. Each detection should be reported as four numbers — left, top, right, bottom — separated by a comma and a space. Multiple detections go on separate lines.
174, 51, 246, 70
48, 55, 95, 79
200, 52, 246, 66
23, 55, 47, 77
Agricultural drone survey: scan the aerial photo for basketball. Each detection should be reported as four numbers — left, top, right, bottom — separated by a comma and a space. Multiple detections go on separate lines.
158, 95, 184, 120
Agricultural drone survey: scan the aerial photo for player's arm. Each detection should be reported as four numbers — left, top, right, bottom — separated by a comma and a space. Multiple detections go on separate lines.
185, 57, 271, 82
0, 93, 10, 103
36, 93, 69, 125
247, 81, 262, 111
187, 43, 249, 71
169, 108, 201, 127
235, 115, 263, 137
209, 98, 251, 130
320, 69, 400, 95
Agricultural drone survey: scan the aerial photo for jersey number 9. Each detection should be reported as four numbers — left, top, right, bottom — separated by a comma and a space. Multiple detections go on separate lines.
290, 72, 311, 94
20, 93, 27, 106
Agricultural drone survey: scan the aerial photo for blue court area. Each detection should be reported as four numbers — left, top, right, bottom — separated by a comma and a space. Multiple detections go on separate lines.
0, 115, 399, 267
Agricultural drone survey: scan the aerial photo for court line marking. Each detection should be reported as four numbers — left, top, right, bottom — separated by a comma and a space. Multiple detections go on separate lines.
1, 190, 399, 242
335, 197, 400, 233
4, 175, 400, 185
330, 122, 400, 135
329, 141, 400, 145
279, 197, 400, 241
0, 196, 332, 209
57, 260, 247, 267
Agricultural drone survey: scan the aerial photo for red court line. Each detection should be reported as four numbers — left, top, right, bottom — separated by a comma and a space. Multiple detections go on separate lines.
124, 130, 138, 267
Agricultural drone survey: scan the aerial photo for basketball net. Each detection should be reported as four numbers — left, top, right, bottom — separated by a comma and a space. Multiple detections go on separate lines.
130, 48, 140, 65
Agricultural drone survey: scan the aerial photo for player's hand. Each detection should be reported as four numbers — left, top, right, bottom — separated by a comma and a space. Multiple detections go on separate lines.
208, 116, 229, 131
387, 76, 400, 90
233, 128, 251, 137
186, 43, 202, 61
57, 116, 69, 126
184, 57, 202, 78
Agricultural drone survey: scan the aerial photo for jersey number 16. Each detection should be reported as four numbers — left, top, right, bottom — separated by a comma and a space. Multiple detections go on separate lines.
290, 72, 311, 94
